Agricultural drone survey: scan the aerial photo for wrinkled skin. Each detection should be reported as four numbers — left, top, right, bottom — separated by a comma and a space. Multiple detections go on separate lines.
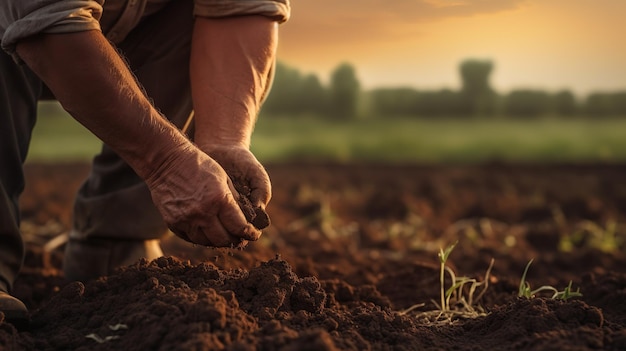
145, 144, 262, 247
202, 145, 272, 212
15, 16, 278, 248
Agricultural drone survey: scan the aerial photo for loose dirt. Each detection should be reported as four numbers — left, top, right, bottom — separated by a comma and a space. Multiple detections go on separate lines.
1, 162, 625, 350
233, 177, 271, 230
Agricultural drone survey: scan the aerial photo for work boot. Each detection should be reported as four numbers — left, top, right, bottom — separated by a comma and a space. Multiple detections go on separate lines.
0, 280, 29, 326
63, 237, 163, 282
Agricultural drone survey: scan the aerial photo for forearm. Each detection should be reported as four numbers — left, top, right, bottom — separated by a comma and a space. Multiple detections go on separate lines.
190, 15, 278, 149
16, 30, 191, 180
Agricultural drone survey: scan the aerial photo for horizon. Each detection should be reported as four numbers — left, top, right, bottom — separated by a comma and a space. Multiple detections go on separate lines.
273, 59, 625, 99
276, 0, 626, 97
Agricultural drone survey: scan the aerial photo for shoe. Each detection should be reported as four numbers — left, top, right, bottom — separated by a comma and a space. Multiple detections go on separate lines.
63, 238, 163, 282
0, 282, 29, 326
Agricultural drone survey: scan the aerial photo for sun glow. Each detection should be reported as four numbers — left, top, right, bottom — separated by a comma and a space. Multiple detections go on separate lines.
278, 0, 626, 95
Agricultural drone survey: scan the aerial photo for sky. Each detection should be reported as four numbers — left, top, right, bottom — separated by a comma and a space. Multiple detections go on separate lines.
276, 0, 626, 97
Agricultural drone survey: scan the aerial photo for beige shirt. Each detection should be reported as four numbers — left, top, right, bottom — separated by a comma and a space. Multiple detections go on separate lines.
1, 0, 290, 57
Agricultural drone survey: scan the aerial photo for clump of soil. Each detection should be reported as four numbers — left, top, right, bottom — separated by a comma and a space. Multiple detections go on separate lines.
233, 177, 271, 230
20, 257, 418, 350
2, 162, 626, 350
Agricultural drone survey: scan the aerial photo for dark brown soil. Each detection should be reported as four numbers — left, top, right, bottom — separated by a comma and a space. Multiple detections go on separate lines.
2, 162, 626, 350
233, 178, 271, 230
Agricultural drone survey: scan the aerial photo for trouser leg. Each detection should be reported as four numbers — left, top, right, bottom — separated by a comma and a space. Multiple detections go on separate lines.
0, 49, 41, 291
71, 0, 194, 242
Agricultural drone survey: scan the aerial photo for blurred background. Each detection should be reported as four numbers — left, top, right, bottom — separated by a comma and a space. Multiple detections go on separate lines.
30, 0, 626, 164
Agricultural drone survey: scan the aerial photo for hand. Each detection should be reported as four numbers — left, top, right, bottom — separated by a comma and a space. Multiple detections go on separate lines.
201, 145, 272, 229
144, 144, 262, 247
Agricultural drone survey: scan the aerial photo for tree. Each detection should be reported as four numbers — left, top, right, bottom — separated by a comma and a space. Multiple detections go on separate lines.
370, 87, 420, 116
584, 91, 626, 117
262, 62, 328, 116
299, 74, 328, 115
416, 89, 464, 117
504, 89, 551, 117
329, 63, 360, 119
552, 90, 578, 116
458, 59, 497, 116
262, 62, 303, 114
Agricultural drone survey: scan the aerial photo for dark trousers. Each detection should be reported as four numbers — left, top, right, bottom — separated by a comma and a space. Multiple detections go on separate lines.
0, 0, 194, 291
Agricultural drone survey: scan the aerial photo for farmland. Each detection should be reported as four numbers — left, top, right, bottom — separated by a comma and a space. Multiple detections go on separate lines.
2, 104, 625, 349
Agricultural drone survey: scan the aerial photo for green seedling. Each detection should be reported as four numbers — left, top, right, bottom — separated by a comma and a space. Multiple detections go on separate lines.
438, 242, 457, 312
577, 220, 621, 253
401, 242, 494, 325
555, 210, 622, 253
518, 259, 582, 300
554, 281, 583, 300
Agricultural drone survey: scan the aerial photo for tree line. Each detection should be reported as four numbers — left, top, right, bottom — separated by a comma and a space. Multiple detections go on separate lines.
262, 62, 360, 119
262, 60, 626, 119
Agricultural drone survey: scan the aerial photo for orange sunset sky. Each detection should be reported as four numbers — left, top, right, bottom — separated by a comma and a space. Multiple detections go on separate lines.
276, 0, 626, 96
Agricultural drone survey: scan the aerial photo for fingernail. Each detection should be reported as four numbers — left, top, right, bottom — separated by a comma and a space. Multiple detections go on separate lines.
245, 226, 262, 241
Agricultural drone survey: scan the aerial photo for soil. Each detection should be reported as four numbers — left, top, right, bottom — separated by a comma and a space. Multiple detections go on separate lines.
2, 162, 626, 350
233, 178, 271, 230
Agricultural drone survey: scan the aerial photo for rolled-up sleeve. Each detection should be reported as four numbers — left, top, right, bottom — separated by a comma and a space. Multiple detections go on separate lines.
194, 0, 290, 23
1, 0, 103, 57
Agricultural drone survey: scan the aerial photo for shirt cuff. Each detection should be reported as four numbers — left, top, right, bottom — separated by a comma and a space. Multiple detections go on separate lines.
2, 1, 103, 60
194, 0, 290, 23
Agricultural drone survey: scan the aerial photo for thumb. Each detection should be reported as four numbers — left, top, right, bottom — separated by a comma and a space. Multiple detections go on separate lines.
246, 186, 271, 230
228, 176, 270, 230
226, 176, 239, 197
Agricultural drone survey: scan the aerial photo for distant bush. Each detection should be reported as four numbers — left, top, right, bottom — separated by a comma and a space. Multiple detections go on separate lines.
329, 63, 361, 120
552, 90, 578, 116
369, 87, 421, 116
583, 91, 626, 117
263, 62, 329, 116
369, 88, 465, 117
504, 90, 552, 118
263, 62, 362, 119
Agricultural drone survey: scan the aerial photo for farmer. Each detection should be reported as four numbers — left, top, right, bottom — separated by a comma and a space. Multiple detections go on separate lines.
0, 0, 290, 324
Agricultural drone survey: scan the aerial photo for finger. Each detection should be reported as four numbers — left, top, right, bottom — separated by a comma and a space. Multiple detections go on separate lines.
186, 231, 213, 246
218, 196, 263, 241
226, 176, 239, 197
171, 228, 192, 243
249, 185, 271, 209
174, 223, 214, 246
170, 223, 194, 243
248, 170, 272, 209
248, 178, 272, 230
186, 221, 244, 247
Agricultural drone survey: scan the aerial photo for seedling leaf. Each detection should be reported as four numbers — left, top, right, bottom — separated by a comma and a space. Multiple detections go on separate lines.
518, 260, 582, 300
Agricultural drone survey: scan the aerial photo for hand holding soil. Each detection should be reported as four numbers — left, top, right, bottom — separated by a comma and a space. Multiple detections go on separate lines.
200, 145, 272, 230
231, 177, 271, 230
144, 145, 262, 247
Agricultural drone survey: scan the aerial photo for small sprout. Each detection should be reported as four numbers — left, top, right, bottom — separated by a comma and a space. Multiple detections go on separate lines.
438, 241, 458, 312
518, 260, 582, 300
402, 241, 493, 325
109, 324, 128, 331
438, 241, 457, 265
559, 219, 622, 253
554, 281, 582, 300
518, 259, 535, 298
85, 334, 120, 344
85, 323, 128, 343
